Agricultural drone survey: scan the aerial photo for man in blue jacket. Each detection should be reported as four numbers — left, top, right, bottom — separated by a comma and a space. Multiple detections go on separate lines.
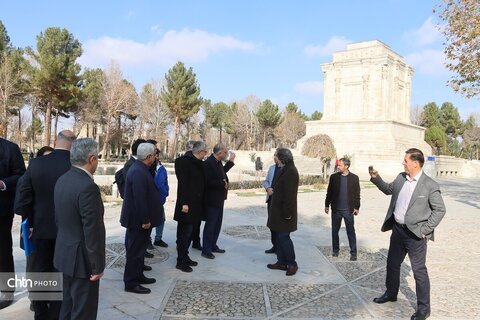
153, 155, 169, 248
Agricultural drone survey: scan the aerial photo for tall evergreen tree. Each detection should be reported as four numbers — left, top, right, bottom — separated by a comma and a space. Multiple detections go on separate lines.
310, 110, 323, 121
420, 102, 442, 128
256, 99, 282, 150
161, 61, 202, 158
29, 27, 82, 145
205, 101, 230, 143
440, 102, 462, 137
0, 21, 30, 137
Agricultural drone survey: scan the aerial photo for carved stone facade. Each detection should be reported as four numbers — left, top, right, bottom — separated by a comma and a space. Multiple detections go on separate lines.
298, 40, 432, 179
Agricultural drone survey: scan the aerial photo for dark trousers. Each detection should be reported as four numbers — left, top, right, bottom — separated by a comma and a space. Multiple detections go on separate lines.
274, 232, 297, 267
331, 209, 357, 255
31, 238, 61, 320
267, 201, 276, 249
191, 220, 202, 246
386, 223, 430, 314
60, 274, 99, 320
154, 207, 166, 241
202, 205, 224, 254
124, 228, 149, 287
0, 214, 14, 293
176, 222, 193, 265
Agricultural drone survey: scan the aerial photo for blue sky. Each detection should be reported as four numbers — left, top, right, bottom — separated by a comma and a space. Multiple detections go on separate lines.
2, 0, 478, 121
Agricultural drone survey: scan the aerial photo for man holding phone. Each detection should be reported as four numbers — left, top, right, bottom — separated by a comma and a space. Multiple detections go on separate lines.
324, 157, 361, 261
370, 148, 446, 320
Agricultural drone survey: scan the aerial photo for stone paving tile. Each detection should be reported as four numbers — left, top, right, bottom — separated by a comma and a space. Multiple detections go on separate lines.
317, 246, 388, 263
162, 280, 266, 318
223, 225, 271, 240
351, 268, 412, 294
106, 242, 126, 255
431, 284, 480, 319
106, 242, 169, 269
267, 283, 339, 315
277, 285, 373, 319
353, 286, 415, 319
333, 262, 384, 282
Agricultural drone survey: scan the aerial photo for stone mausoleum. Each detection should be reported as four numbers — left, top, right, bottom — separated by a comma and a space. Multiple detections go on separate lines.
297, 40, 432, 179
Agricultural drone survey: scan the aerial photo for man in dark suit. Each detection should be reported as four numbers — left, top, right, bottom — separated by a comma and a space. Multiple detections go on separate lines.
174, 141, 207, 272
120, 143, 162, 294
370, 148, 446, 320
0, 137, 26, 309
17, 129, 75, 319
54, 138, 105, 319
324, 157, 361, 261
201, 143, 235, 260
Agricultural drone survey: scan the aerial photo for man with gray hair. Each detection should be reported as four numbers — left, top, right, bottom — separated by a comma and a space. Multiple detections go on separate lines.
201, 143, 235, 259
120, 143, 163, 293
174, 141, 207, 272
17, 129, 75, 318
54, 138, 105, 319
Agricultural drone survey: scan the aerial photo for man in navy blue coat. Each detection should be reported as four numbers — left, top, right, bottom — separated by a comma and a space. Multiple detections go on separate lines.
0, 137, 26, 309
201, 143, 235, 259
120, 143, 163, 294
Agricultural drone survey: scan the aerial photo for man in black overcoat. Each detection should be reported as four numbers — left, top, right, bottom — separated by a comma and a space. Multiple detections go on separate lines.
16, 130, 75, 319
174, 141, 207, 272
0, 137, 26, 309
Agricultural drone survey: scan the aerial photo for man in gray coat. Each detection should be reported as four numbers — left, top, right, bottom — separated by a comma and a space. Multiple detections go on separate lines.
54, 138, 105, 319
370, 148, 446, 320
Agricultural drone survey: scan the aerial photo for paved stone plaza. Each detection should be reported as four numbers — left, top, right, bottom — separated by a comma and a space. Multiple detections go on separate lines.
1, 177, 479, 319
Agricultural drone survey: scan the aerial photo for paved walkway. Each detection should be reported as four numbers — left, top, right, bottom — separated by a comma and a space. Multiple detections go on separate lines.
1, 177, 479, 319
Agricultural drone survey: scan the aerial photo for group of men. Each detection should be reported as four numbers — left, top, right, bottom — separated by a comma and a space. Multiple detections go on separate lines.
119, 139, 235, 294
1, 133, 446, 320
0, 132, 105, 319
317, 149, 445, 320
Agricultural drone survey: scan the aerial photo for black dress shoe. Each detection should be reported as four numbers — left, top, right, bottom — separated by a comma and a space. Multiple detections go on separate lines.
212, 247, 226, 253
176, 264, 193, 272
0, 299, 12, 310
201, 252, 215, 259
350, 255, 357, 261
265, 247, 276, 254
332, 252, 339, 257
286, 265, 298, 276
125, 285, 151, 294
143, 264, 152, 271
186, 258, 198, 267
192, 242, 202, 250
0, 292, 13, 310
144, 251, 154, 258
138, 276, 156, 284
154, 239, 168, 247
267, 262, 287, 270
411, 311, 430, 320
373, 292, 397, 304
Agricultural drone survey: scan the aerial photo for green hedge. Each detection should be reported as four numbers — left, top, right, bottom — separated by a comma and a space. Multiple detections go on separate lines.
229, 175, 325, 190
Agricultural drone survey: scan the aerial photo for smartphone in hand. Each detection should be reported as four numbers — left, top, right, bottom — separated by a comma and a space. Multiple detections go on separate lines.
368, 165, 374, 173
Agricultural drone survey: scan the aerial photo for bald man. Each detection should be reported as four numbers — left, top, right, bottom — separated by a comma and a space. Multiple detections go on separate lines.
17, 130, 76, 319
